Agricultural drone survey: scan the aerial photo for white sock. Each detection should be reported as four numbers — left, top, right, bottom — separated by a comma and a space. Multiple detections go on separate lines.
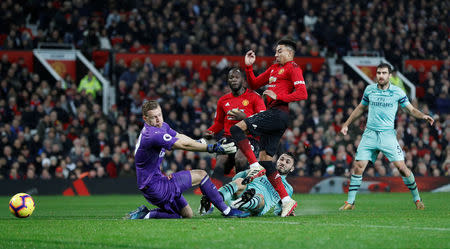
222, 206, 231, 215
281, 196, 292, 204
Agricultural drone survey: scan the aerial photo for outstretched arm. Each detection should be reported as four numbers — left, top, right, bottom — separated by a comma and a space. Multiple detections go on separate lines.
173, 133, 207, 152
341, 103, 368, 135
403, 103, 434, 125
173, 133, 237, 154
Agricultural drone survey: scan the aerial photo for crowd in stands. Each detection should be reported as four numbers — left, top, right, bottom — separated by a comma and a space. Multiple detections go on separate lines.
0, 0, 448, 65
0, 51, 449, 181
0, 0, 449, 180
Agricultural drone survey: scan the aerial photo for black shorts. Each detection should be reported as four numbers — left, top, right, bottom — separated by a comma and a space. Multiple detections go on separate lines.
244, 108, 289, 157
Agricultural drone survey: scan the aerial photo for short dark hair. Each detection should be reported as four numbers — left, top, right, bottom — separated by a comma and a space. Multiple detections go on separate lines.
229, 67, 243, 77
377, 63, 392, 73
142, 100, 160, 117
277, 39, 296, 52
283, 152, 297, 166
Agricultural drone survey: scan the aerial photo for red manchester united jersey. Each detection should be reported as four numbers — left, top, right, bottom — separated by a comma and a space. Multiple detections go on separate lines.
208, 89, 266, 136
245, 61, 308, 111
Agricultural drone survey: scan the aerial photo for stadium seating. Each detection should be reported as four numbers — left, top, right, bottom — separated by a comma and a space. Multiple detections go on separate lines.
0, 0, 448, 180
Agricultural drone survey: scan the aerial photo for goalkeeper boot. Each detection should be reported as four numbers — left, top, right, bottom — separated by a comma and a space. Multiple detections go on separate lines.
231, 188, 256, 209
125, 205, 149, 219
242, 163, 266, 184
415, 199, 425, 210
339, 201, 355, 211
223, 208, 250, 218
198, 195, 214, 215
281, 198, 297, 217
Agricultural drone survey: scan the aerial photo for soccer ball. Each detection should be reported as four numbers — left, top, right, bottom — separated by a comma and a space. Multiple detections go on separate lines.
9, 193, 35, 218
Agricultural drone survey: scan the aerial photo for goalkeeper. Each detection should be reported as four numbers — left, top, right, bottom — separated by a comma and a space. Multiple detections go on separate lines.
200, 152, 295, 216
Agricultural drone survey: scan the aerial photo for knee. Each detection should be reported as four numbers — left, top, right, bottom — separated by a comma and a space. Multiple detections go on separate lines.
230, 125, 243, 134
182, 208, 193, 218
394, 163, 410, 176
191, 169, 208, 185
197, 170, 207, 179
352, 162, 365, 174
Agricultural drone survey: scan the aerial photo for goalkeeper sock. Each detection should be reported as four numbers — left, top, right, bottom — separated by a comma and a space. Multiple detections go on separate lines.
219, 182, 238, 203
402, 173, 421, 202
145, 209, 182, 219
230, 125, 258, 164
261, 161, 289, 199
347, 174, 362, 204
199, 175, 229, 214
240, 195, 263, 211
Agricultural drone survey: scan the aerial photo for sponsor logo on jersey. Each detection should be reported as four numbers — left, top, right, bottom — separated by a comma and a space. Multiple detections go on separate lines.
159, 150, 165, 157
242, 99, 249, 106
267, 84, 276, 88
294, 80, 305, 85
278, 69, 284, 74
225, 102, 230, 106
269, 76, 277, 83
163, 134, 172, 141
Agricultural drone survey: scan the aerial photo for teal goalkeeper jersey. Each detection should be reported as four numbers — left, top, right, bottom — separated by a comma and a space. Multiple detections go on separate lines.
361, 83, 410, 131
233, 171, 293, 215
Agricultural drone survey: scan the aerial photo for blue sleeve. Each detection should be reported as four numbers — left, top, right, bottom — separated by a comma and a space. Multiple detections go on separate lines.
361, 86, 370, 106
232, 170, 248, 181
398, 89, 410, 108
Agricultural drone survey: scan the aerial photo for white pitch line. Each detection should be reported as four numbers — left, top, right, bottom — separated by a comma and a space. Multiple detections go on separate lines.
30, 218, 450, 232
221, 220, 450, 232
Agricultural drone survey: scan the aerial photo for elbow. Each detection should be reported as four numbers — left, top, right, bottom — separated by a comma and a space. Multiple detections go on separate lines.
174, 139, 190, 150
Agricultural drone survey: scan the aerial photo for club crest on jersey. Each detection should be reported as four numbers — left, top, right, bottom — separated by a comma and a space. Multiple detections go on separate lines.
278, 69, 284, 74
163, 134, 172, 141
242, 99, 249, 106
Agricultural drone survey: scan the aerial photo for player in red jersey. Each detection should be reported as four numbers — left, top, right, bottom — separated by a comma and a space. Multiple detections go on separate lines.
205, 68, 266, 175
229, 39, 308, 217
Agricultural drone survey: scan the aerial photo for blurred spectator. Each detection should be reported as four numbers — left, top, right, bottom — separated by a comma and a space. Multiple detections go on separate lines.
78, 71, 102, 99
390, 68, 407, 93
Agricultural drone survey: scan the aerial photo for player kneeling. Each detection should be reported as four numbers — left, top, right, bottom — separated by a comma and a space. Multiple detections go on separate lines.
199, 153, 296, 216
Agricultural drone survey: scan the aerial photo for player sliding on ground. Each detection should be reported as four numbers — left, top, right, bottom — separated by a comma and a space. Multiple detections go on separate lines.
205, 68, 266, 176
230, 39, 308, 217
339, 63, 434, 211
199, 152, 295, 216
126, 100, 250, 219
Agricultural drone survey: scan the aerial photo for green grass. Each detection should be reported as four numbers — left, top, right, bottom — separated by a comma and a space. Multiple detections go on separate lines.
1, 193, 450, 249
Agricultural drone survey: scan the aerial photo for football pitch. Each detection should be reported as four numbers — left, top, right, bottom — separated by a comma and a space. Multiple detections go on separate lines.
1, 193, 449, 249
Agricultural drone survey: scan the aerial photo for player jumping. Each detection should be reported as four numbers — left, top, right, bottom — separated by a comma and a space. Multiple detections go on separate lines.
229, 39, 308, 217
126, 100, 250, 219
205, 68, 266, 175
339, 63, 434, 210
